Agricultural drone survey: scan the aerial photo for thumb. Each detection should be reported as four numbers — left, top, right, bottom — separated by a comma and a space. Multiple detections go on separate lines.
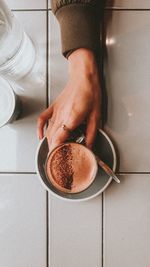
85, 112, 99, 150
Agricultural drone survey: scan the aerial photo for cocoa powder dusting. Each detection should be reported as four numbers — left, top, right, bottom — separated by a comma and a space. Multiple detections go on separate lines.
50, 144, 74, 190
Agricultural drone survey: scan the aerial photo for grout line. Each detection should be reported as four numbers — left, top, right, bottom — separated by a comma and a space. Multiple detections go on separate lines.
12, 9, 47, 12
46, 191, 49, 267
116, 172, 150, 174
0, 171, 147, 176
46, 10, 49, 108
105, 7, 150, 11
102, 192, 104, 267
12, 7, 150, 12
101, 8, 106, 128
11, 8, 52, 12
46, 2, 50, 266
0, 172, 36, 175
12, 7, 150, 11
101, 14, 104, 267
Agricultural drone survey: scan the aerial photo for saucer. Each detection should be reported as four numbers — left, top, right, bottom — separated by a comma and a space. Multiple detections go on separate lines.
35, 129, 117, 202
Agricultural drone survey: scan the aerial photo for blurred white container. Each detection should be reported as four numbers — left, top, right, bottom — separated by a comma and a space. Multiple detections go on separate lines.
0, 0, 35, 80
0, 76, 21, 127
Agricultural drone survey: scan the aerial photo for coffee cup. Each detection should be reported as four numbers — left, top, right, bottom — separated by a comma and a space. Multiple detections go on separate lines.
0, 76, 21, 128
45, 142, 98, 194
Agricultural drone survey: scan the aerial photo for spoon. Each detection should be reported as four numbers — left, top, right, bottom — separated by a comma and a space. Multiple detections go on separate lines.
75, 134, 120, 184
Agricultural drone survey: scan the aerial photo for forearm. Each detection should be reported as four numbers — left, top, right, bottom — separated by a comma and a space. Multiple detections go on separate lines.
68, 48, 99, 78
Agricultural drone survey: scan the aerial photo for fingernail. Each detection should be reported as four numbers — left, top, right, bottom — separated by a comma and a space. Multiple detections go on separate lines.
39, 135, 42, 140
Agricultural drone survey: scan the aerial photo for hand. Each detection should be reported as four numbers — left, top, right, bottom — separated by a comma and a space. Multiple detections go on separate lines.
37, 48, 101, 152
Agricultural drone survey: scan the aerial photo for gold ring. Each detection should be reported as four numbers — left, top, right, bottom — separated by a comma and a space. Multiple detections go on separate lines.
61, 124, 72, 133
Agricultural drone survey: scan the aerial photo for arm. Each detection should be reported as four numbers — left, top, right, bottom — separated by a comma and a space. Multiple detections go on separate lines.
37, 1, 102, 152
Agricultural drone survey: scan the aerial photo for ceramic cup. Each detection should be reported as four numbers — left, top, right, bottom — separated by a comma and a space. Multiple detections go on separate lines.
45, 142, 98, 194
36, 129, 117, 202
0, 76, 22, 128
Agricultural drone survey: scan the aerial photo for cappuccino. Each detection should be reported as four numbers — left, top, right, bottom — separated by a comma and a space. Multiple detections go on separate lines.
45, 142, 98, 193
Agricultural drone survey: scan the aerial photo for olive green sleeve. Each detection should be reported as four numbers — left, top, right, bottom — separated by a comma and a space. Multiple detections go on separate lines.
50, 0, 100, 58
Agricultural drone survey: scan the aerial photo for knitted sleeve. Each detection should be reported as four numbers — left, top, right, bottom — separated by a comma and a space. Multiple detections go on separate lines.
50, 0, 101, 58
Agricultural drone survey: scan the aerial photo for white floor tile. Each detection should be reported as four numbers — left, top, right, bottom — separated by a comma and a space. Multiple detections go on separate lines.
0, 174, 46, 267
48, 0, 51, 9
106, 0, 150, 8
6, 0, 46, 9
104, 174, 150, 267
49, 11, 68, 103
0, 11, 46, 172
49, 194, 102, 267
104, 11, 150, 172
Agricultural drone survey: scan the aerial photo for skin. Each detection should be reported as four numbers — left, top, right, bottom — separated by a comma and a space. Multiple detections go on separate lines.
37, 48, 101, 153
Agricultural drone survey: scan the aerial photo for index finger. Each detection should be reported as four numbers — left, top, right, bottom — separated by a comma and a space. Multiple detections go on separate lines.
37, 105, 53, 139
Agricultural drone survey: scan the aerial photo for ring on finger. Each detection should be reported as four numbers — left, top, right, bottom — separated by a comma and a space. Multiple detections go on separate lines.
61, 124, 73, 134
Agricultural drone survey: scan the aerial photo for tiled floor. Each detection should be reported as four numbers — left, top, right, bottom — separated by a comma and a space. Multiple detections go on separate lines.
104, 10, 150, 172
6, 0, 47, 9
49, 194, 102, 267
1, 1, 150, 267
103, 3, 150, 267
48, 0, 51, 9
0, 174, 46, 267
104, 174, 150, 267
106, 0, 150, 9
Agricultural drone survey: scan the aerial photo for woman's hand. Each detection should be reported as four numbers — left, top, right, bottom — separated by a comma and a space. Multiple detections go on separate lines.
37, 48, 101, 152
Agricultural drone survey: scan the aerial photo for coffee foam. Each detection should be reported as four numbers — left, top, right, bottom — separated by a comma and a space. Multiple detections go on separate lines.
46, 142, 97, 193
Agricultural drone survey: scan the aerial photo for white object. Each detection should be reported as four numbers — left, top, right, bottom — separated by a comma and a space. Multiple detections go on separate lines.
0, 76, 20, 127
0, 0, 35, 79
0, 11, 46, 173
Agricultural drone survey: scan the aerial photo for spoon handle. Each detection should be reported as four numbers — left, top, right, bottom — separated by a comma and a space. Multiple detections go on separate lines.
95, 155, 120, 184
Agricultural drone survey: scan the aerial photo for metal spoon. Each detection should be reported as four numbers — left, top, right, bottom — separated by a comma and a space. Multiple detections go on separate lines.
75, 134, 120, 184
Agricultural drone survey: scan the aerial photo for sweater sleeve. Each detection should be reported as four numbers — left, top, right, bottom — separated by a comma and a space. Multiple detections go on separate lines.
50, 0, 101, 58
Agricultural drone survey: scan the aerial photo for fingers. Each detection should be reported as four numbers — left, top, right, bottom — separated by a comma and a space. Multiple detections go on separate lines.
37, 105, 53, 139
47, 124, 71, 153
85, 111, 101, 150
46, 113, 80, 152
38, 105, 100, 155
45, 110, 100, 153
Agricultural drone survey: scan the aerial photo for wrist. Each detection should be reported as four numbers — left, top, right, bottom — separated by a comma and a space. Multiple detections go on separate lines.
68, 48, 98, 77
